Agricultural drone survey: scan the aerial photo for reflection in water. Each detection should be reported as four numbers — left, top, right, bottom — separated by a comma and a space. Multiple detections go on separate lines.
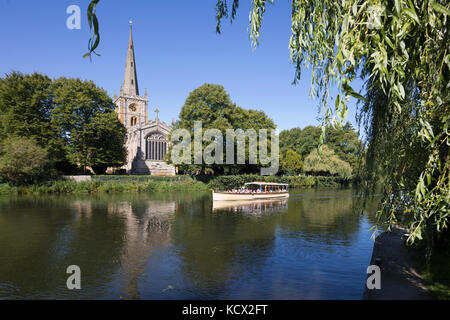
212, 199, 288, 214
0, 189, 381, 299
107, 200, 176, 299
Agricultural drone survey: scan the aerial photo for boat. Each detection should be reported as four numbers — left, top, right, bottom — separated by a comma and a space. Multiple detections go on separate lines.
212, 182, 289, 201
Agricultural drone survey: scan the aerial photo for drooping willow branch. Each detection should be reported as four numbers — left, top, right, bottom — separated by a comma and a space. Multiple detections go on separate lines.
84, 0, 101, 59
84, 0, 450, 245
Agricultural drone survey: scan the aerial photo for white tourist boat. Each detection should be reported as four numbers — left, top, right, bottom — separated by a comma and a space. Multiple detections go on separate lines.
212, 182, 289, 201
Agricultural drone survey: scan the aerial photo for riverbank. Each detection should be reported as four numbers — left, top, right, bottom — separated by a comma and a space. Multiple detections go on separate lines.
363, 227, 432, 300
0, 188, 380, 299
0, 174, 355, 195
0, 177, 209, 195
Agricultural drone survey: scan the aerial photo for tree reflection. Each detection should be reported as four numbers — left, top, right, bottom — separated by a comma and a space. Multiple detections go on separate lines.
0, 189, 381, 299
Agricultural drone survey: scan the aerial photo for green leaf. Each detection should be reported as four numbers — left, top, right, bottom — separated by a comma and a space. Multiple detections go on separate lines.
394, 0, 401, 15
342, 83, 368, 102
385, 36, 395, 50
403, 8, 420, 25
432, 1, 450, 16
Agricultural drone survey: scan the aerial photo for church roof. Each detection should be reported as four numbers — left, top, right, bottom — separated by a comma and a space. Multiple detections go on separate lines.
122, 22, 139, 96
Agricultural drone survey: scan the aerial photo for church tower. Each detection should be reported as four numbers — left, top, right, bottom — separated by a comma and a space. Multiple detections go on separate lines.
114, 22, 175, 175
114, 21, 148, 129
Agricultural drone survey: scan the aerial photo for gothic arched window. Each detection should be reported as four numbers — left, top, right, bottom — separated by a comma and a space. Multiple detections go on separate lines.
145, 133, 167, 161
130, 116, 137, 127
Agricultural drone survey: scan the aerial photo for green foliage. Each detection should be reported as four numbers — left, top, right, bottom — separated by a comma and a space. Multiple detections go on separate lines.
0, 72, 52, 141
84, 0, 101, 59
82, 0, 450, 247
280, 149, 303, 174
421, 251, 450, 300
169, 83, 276, 174
213, 0, 450, 248
0, 72, 127, 179
51, 77, 127, 173
0, 72, 66, 170
279, 123, 363, 171
11, 175, 210, 195
93, 175, 194, 183
0, 183, 17, 195
0, 136, 49, 185
303, 145, 353, 178
0, 173, 353, 195
206, 174, 351, 190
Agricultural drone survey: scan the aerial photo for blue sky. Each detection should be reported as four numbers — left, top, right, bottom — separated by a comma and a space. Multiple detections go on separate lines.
0, 0, 364, 132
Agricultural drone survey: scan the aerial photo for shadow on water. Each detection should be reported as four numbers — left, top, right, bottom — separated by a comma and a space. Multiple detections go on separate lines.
0, 188, 381, 300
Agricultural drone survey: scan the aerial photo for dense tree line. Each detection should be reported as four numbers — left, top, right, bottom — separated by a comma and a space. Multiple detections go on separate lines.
280, 123, 362, 169
168, 84, 362, 178
212, 0, 449, 251
0, 72, 127, 184
279, 123, 363, 176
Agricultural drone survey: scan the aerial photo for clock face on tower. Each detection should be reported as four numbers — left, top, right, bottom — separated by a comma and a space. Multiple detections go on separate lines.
129, 105, 136, 112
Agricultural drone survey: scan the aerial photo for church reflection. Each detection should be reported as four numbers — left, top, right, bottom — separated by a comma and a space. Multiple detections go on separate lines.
67, 196, 177, 299
0, 190, 380, 299
106, 199, 176, 299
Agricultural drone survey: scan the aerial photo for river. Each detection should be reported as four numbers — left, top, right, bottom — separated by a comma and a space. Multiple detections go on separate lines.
0, 188, 381, 299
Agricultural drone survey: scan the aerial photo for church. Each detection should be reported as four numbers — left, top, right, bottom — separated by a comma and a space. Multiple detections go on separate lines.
113, 24, 176, 175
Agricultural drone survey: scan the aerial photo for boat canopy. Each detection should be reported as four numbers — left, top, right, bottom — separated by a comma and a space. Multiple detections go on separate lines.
244, 182, 289, 187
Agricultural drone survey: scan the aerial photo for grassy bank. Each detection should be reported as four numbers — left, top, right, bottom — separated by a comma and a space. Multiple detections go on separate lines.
0, 177, 209, 195
421, 253, 450, 300
0, 174, 355, 195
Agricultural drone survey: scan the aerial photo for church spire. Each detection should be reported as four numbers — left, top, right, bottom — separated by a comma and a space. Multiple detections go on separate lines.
122, 21, 139, 96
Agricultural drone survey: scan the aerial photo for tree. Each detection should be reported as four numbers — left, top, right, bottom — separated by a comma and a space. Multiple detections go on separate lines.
0, 136, 48, 185
280, 149, 302, 175
279, 127, 303, 155
324, 123, 363, 171
0, 72, 67, 171
85, 0, 449, 246
280, 123, 363, 171
169, 83, 276, 174
214, 0, 449, 248
71, 112, 127, 174
0, 73, 128, 176
51, 77, 127, 174
303, 145, 352, 178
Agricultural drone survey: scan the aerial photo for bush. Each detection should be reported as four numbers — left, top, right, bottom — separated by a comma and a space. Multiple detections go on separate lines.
0, 183, 16, 195
0, 136, 48, 185
10, 175, 210, 195
0, 174, 353, 195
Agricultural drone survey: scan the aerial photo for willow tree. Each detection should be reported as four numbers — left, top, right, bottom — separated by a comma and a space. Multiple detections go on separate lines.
85, 1, 449, 248
303, 145, 353, 178
217, 0, 450, 251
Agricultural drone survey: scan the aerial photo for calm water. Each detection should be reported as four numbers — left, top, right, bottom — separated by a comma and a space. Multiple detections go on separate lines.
0, 189, 380, 300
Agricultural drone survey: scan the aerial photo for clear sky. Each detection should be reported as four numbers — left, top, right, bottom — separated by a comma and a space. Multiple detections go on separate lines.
0, 0, 364, 132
